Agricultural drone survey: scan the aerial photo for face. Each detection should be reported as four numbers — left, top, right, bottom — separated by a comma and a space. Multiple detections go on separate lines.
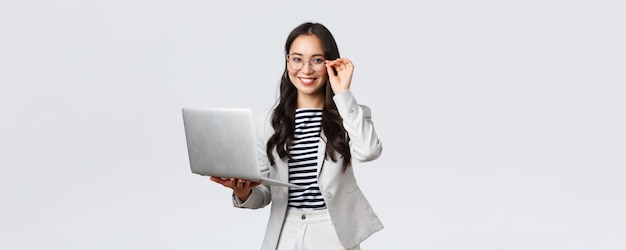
286, 35, 328, 99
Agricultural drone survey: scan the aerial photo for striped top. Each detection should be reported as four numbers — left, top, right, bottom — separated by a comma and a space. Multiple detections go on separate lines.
288, 108, 326, 209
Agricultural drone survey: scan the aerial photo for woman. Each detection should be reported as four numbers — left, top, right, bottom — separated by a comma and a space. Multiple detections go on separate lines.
211, 22, 383, 250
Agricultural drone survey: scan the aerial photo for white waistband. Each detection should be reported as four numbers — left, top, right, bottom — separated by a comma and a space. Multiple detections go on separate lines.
285, 207, 330, 224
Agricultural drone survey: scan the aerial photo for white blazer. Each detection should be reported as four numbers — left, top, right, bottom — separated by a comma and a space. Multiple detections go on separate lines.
234, 90, 383, 249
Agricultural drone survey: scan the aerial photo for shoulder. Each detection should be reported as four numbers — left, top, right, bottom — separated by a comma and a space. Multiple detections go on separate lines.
333, 90, 374, 119
358, 104, 372, 117
253, 107, 272, 124
253, 105, 276, 139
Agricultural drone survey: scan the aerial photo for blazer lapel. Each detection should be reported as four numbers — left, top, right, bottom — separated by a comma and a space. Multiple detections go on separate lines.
276, 155, 290, 183
317, 131, 327, 175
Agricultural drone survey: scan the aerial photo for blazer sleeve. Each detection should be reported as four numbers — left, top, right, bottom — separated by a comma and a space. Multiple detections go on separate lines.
333, 90, 383, 162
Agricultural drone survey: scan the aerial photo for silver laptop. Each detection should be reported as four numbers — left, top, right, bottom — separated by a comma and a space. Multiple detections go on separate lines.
182, 107, 301, 189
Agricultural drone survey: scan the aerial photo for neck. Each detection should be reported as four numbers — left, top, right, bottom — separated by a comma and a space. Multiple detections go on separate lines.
297, 93, 324, 109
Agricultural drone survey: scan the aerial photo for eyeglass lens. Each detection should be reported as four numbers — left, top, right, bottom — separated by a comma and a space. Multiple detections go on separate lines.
288, 55, 325, 70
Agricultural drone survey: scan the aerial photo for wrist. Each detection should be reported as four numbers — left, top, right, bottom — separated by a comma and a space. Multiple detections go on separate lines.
235, 189, 252, 202
332, 87, 348, 95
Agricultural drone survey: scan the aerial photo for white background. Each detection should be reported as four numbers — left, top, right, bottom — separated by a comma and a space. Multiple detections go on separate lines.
1, 0, 625, 249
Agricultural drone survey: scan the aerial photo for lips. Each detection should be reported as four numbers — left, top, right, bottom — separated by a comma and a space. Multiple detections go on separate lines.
299, 77, 316, 85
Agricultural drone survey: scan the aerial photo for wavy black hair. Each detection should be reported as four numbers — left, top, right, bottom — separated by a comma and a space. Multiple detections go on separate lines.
266, 22, 351, 171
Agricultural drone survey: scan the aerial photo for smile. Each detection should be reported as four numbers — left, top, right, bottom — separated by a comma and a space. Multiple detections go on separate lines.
299, 77, 316, 85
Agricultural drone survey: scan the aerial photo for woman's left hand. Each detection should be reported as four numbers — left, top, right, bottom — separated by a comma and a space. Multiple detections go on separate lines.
325, 58, 354, 94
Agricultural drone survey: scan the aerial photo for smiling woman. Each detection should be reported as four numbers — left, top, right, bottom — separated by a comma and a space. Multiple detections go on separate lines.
285, 34, 329, 105
209, 22, 384, 250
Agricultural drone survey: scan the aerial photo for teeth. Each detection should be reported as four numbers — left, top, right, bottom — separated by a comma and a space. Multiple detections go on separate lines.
300, 78, 315, 84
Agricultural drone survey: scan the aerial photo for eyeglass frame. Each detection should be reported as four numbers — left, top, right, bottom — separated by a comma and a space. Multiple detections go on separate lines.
286, 54, 327, 71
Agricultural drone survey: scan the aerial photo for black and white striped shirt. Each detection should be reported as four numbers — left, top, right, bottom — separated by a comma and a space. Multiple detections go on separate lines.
288, 108, 326, 209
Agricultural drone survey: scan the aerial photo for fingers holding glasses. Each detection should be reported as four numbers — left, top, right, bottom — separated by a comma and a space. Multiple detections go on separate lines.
325, 58, 354, 94
326, 58, 353, 69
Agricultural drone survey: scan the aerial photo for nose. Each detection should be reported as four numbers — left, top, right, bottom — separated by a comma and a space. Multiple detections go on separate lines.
301, 61, 314, 73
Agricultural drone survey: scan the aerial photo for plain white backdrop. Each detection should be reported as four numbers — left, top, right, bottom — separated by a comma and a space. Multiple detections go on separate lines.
1, 0, 625, 249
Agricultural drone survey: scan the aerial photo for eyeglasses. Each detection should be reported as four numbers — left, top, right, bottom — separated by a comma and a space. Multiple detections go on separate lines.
287, 55, 326, 71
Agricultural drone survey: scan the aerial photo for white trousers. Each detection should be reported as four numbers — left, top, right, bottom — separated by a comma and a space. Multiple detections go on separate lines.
276, 208, 361, 250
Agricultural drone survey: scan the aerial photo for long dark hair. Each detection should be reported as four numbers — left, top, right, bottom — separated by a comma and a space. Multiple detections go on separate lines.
266, 22, 351, 171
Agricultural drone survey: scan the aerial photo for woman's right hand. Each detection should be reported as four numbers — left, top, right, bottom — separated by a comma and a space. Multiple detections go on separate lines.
210, 176, 260, 202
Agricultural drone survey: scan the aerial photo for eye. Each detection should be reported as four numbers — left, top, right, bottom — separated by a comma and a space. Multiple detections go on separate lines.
312, 58, 325, 64
291, 56, 303, 62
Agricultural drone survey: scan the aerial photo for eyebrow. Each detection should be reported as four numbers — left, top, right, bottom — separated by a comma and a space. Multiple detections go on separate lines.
289, 52, 325, 58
